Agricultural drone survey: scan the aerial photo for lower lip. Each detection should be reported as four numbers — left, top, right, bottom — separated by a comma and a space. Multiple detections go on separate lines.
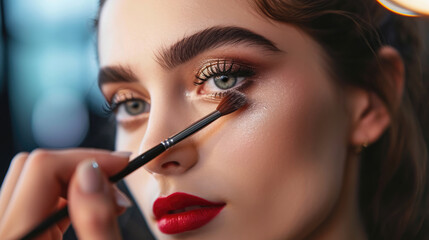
157, 205, 225, 234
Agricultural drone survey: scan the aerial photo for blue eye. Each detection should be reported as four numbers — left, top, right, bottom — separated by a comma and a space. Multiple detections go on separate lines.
103, 94, 151, 127
117, 99, 150, 116
123, 100, 149, 115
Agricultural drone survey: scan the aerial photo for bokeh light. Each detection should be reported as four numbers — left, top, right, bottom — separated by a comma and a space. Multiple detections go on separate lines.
390, 0, 429, 16
377, 0, 419, 17
4, 0, 102, 150
32, 89, 89, 148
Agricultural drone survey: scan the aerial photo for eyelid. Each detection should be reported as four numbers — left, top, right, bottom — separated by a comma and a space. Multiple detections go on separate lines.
101, 82, 150, 104
113, 89, 148, 103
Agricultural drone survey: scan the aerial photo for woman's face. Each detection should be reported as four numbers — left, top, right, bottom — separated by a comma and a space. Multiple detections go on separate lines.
99, 0, 351, 239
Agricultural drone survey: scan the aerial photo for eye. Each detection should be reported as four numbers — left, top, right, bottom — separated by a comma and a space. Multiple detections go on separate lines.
205, 75, 245, 91
194, 60, 255, 96
104, 90, 151, 125
122, 100, 149, 115
214, 75, 241, 89
116, 99, 150, 117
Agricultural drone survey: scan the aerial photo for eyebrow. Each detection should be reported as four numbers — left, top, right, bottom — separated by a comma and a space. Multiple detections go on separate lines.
98, 26, 281, 86
156, 26, 281, 69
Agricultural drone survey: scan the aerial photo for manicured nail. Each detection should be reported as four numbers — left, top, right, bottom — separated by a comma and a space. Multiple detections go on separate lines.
77, 160, 102, 193
111, 151, 132, 158
114, 188, 132, 208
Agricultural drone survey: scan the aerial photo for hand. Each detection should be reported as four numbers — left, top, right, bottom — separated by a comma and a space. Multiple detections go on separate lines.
0, 149, 132, 240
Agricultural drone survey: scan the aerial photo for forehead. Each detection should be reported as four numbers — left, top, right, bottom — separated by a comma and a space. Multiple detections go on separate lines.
97, 0, 272, 65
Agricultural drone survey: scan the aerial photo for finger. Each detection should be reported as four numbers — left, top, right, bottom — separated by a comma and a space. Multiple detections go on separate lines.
56, 198, 71, 233
0, 149, 131, 239
29, 149, 132, 186
112, 185, 132, 215
69, 160, 131, 240
0, 152, 29, 219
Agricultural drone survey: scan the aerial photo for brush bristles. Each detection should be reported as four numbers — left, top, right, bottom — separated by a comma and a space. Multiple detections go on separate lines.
216, 91, 247, 116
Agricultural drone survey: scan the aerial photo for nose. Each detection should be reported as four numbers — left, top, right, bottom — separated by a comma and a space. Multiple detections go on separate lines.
141, 94, 199, 175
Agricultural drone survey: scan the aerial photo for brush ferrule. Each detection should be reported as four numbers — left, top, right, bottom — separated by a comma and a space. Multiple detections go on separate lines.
161, 138, 174, 150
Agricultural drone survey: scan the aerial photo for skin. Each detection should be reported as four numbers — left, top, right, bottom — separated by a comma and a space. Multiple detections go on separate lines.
98, 0, 396, 239
0, 0, 404, 239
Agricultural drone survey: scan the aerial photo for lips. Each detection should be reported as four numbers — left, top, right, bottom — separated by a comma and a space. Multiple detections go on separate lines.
153, 192, 225, 234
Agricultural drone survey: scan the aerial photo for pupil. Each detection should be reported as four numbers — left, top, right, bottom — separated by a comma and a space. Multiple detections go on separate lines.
131, 102, 140, 109
125, 101, 144, 115
220, 76, 229, 82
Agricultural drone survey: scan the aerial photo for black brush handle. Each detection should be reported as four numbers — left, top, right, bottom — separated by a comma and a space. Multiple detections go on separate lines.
20, 144, 166, 240
109, 144, 166, 182
171, 111, 221, 143
20, 207, 68, 240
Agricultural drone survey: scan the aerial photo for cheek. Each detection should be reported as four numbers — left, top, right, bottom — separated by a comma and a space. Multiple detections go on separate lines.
200, 69, 348, 238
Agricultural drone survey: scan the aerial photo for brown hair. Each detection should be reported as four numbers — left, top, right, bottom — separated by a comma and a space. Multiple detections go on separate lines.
252, 0, 429, 239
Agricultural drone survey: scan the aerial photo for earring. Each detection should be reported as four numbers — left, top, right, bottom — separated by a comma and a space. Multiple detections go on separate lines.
356, 142, 369, 154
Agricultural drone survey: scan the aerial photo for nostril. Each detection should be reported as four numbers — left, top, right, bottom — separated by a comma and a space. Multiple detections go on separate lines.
161, 161, 180, 169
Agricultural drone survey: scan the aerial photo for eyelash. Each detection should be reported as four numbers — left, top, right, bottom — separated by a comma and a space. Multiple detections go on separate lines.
102, 92, 142, 116
193, 60, 255, 86
102, 101, 114, 117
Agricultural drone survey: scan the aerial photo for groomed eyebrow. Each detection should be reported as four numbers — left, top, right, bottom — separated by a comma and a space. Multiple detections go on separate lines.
156, 26, 281, 69
98, 26, 281, 87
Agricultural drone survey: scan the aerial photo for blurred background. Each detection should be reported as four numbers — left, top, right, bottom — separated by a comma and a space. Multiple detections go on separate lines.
0, 1, 154, 238
0, 0, 116, 183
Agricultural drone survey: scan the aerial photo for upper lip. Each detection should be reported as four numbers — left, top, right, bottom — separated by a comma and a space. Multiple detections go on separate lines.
153, 192, 225, 219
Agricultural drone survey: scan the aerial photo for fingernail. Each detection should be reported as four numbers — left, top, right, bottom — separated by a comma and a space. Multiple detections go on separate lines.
111, 151, 132, 158
77, 160, 102, 193
114, 188, 132, 208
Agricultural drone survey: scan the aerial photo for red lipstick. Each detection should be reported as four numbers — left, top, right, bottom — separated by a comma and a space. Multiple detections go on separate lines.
153, 192, 225, 234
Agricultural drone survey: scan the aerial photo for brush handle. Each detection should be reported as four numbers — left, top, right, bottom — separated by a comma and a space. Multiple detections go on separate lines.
20, 207, 68, 240
170, 111, 221, 144
20, 143, 166, 240
109, 144, 166, 182
20, 110, 222, 240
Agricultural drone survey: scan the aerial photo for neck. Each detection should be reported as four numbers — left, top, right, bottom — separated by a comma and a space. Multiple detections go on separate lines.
305, 153, 368, 240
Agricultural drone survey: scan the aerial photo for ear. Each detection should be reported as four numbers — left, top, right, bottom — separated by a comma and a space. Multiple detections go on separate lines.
348, 46, 405, 146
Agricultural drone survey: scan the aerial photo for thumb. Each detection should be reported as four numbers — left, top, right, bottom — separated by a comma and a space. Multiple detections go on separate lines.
68, 160, 132, 240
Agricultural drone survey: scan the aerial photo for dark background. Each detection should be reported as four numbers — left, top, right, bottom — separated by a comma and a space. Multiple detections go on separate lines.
0, 1, 155, 238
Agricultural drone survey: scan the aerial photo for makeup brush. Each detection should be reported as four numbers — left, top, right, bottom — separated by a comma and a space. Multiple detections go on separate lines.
20, 91, 247, 240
